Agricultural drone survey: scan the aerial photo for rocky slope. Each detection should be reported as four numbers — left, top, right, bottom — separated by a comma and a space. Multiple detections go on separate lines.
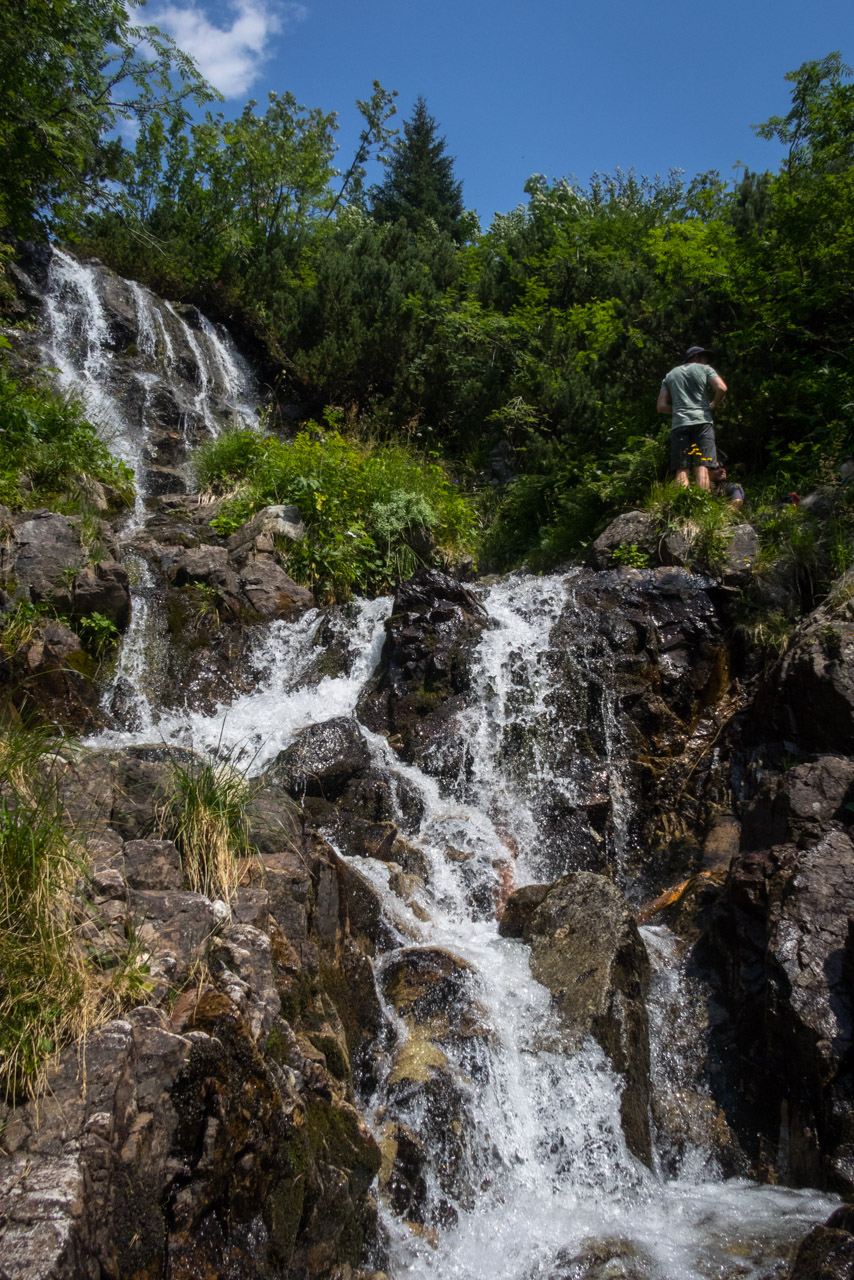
3, 249, 854, 1278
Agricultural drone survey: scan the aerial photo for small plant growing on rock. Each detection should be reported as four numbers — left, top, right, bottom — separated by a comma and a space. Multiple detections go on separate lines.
77, 610, 119, 656
611, 542, 650, 568
158, 749, 254, 903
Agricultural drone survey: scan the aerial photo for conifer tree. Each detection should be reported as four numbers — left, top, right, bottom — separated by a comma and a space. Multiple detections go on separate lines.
371, 96, 464, 239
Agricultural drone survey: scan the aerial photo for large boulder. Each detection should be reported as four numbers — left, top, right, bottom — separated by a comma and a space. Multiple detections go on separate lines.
357, 568, 488, 772
266, 717, 372, 802
586, 510, 659, 570
500, 872, 652, 1165
790, 1207, 854, 1280
0, 510, 87, 608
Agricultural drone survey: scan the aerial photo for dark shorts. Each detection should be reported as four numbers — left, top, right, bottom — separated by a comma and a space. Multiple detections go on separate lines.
670, 422, 717, 471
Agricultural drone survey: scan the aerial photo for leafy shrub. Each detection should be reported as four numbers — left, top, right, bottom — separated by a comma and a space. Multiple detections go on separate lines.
612, 542, 650, 568
200, 425, 477, 598
0, 349, 134, 511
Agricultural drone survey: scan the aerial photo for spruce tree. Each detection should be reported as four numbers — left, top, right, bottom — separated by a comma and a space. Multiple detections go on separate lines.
371, 96, 464, 239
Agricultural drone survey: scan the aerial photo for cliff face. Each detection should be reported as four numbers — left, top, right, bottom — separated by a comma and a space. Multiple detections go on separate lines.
3, 249, 854, 1279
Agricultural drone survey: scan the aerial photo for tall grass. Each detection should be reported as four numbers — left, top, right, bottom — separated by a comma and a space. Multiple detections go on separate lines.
0, 729, 149, 1099
158, 750, 253, 903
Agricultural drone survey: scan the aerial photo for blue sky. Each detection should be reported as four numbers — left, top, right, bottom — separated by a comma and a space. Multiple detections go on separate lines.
143, 0, 853, 222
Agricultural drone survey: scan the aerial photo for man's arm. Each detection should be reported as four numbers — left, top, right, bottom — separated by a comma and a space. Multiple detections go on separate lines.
709, 375, 727, 412
657, 385, 672, 415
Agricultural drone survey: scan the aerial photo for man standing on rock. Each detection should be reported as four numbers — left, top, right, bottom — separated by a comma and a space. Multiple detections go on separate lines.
657, 346, 727, 490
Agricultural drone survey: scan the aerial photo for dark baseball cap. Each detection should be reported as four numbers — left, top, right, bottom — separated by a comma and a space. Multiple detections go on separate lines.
685, 345, 713, 357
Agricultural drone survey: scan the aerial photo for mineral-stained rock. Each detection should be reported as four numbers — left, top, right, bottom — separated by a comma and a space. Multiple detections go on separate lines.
504, 872, 652, 1165
379, 947, 489, 1224
703, 831, 854, 1190
533, 1237, 656, 1280
790, 1207, 854, 1280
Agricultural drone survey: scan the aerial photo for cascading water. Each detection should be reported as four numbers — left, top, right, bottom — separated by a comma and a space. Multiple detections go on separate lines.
91, 570, 837, 1278
39, 246, 263, 720
37, 252, 837, 1276
42, 248, 260, 471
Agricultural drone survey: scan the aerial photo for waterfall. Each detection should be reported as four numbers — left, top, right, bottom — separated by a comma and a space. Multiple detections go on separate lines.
36, 254, 837, 1276
41, 247, 261, 477
39, 246, 264, 722
88, 572, 837, 1278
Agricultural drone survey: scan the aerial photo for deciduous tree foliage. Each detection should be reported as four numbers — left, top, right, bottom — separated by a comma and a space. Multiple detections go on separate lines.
0, 0, 212, 234
3, 29, 853, 568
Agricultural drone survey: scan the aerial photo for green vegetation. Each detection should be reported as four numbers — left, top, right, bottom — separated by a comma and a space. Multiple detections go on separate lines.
2, 0, 853, 581
158, 750, 254, 903
371, 96, 466, 239
0, 0, 213, 236
0, 728, 151, 1099
0, 349, 134, 511
198, 425, 477, 598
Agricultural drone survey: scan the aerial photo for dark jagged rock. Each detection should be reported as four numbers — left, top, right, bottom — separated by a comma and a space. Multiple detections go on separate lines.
70, 559, 131, 628
267, 717, 372, 801
703, 832, 854, 1190
503, 872, 652, 1165
357, 568, 488, 772
0, 618, 106, 732
378, 947, 491, 1224
745, 571, 854, 758
790, 1207, 854, 1280
740, 756, 854, 852
0, 755, 386, 1280
586, 510, 659, 570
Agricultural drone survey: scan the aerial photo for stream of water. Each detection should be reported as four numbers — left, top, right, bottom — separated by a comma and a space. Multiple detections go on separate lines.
41, 251, 838, 1280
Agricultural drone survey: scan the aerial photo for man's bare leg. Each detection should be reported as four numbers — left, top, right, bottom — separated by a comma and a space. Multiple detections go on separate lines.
696, 465, 710, 490
675, 469, 690, 487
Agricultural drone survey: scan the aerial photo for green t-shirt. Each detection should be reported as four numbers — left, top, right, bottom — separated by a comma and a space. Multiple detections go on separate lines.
662, 362, 720, 428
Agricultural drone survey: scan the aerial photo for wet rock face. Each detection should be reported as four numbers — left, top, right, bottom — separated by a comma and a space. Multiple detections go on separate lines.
789, 1206, 854, 1280
526, 567, 728, 888
501, 872, 652, 1166
703, 832, 854, 1190
358, 568, 488, 774
377, 947, 491, 1227
745, 572, 854, 758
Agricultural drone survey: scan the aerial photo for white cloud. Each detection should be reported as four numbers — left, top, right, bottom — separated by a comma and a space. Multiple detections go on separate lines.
145, 0, 305, 98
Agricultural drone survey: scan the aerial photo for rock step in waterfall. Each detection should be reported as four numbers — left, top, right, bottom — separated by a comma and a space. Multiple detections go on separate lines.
1, 248, 853, 1280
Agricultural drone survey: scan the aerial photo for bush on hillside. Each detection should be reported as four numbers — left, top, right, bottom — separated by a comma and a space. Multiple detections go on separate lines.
195, 424, 477, 599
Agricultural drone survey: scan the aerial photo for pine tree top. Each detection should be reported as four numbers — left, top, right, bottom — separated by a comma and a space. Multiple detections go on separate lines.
371, 95, 464, 238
